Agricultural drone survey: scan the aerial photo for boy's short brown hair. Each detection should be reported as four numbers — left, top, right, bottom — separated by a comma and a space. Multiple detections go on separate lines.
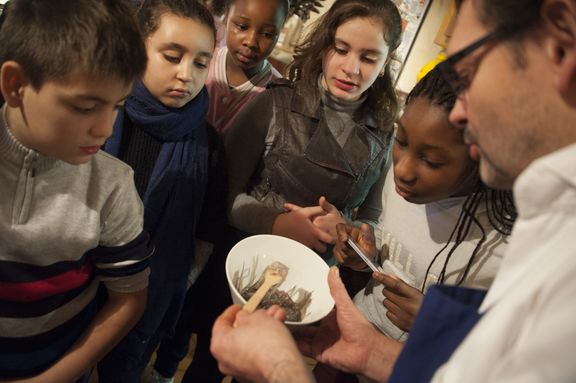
0, 0, 147, 89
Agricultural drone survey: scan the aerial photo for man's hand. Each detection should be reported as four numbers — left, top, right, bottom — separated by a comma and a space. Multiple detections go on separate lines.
374, 273, 423, 332
211, 305, 314, 383
295, 267, 402, 381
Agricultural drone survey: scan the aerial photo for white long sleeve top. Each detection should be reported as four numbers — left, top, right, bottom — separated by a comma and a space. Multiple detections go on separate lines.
433, 143, 576, 383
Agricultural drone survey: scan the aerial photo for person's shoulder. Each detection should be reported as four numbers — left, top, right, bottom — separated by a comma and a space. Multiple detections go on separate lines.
94, 150, 133, 170
264, 78, 296, 104
89, 150, 135, 183
266, 78, 294, 90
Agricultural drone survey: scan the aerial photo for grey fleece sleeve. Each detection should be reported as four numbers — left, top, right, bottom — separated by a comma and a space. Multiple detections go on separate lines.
224, 90, 282, 234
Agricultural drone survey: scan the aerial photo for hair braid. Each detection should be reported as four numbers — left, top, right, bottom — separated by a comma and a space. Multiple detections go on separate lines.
421, 182, 516, 290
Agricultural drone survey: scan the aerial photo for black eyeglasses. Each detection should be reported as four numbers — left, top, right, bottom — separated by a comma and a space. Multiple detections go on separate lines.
438, 28, 512, 96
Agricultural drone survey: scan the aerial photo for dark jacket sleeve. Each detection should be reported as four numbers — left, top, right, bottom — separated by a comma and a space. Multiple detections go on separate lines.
224, 89, 280, 234
196, 123, 228, 243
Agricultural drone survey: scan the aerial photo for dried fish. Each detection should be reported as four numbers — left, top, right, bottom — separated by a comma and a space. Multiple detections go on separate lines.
237, 259, 312, 322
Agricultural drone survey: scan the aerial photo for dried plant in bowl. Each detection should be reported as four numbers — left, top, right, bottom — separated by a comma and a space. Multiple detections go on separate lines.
234, 257, 312, 322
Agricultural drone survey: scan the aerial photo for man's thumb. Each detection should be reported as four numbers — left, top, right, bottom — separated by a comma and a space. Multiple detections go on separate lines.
328, 266, 354, 309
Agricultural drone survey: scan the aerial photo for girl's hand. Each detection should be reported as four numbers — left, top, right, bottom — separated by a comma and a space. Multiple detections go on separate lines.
311, 197, 346, 243
373, 273, 423, 332
272, 210, 333, 252
333, 223, 377, 271
284, 196, 345, 244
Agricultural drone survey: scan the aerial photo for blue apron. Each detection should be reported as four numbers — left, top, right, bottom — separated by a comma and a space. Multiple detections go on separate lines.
389, 285, 487, 383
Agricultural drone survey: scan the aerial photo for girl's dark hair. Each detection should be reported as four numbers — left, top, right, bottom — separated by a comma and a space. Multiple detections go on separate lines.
408, 67, 518, 289
288, 0, 402, 131
0, 0, 147, 89
405, 65, 456, 113
137, 0, 217, 43
208, 0, 228, 16
223, 0, 289, 21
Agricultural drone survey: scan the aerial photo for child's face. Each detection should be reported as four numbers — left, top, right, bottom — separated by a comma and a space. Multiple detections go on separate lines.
392, 97, 477, 204
5, 72, 130, 165
143, 13, 215, 108
321, 17, 389, 102
225, 0, 285, 76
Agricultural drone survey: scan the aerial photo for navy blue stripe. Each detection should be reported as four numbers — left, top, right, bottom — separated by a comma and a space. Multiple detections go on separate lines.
0, 276, 94, 318
95, 256, 150, 278
0, 300, 96, 353
91, 231, 153, 265
0, 232, 151, 283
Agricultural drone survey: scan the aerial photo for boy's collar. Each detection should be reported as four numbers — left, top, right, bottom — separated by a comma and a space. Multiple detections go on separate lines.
0, 104, 59, 172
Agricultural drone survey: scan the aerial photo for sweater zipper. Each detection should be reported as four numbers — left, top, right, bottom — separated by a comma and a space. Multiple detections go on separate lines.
13, 151, 37, 225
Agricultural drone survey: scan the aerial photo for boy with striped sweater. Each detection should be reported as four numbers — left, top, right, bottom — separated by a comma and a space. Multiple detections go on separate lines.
0, 0, 153, 380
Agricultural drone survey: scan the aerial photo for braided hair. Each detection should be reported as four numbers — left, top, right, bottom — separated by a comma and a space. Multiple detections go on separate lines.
407, 68, 517, 289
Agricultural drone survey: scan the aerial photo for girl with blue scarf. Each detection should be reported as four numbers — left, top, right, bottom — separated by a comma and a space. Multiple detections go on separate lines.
96, 1, 222, 382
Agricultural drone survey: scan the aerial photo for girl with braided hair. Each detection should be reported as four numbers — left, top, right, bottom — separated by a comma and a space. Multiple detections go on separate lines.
333, 66, 516, 343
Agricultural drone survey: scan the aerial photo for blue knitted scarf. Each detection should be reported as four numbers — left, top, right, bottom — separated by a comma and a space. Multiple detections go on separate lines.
105, 81, 210, 283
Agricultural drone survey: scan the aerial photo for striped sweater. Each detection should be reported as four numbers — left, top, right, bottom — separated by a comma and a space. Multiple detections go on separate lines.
0, 108, 152, 378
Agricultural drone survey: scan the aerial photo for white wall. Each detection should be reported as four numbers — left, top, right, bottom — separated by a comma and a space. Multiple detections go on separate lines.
396, 0, 451, 94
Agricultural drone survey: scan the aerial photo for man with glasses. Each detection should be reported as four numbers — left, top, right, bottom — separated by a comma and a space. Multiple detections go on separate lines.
208, 0, 576, 382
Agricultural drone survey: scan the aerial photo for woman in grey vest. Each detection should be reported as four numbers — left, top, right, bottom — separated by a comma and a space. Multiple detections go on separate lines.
225, 0, 402, 254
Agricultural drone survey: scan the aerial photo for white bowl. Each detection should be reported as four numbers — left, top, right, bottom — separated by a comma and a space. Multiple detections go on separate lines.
225, 234, 334, 325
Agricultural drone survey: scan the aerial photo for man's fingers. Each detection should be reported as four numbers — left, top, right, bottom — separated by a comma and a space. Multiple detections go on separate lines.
213, 304, 242, 331
266, 305, 287, 321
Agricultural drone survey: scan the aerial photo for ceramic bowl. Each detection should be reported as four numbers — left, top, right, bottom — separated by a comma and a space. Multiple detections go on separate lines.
225, 234, 334, 325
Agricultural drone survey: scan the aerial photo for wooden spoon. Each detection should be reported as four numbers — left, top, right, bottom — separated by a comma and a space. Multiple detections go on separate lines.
243, 261, 289, 313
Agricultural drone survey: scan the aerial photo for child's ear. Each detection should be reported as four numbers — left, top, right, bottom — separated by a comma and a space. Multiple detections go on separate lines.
542, 0, 576, 105
0, 61, 28, 108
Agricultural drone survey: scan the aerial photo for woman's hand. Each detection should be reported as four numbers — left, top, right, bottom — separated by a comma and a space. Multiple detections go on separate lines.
373, 273, 423, 332
280, 196, 346, 251
311, 197, 346, 241
272, 210, 333, 252
284, 196, 345, 245
333, 223, 377, 271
